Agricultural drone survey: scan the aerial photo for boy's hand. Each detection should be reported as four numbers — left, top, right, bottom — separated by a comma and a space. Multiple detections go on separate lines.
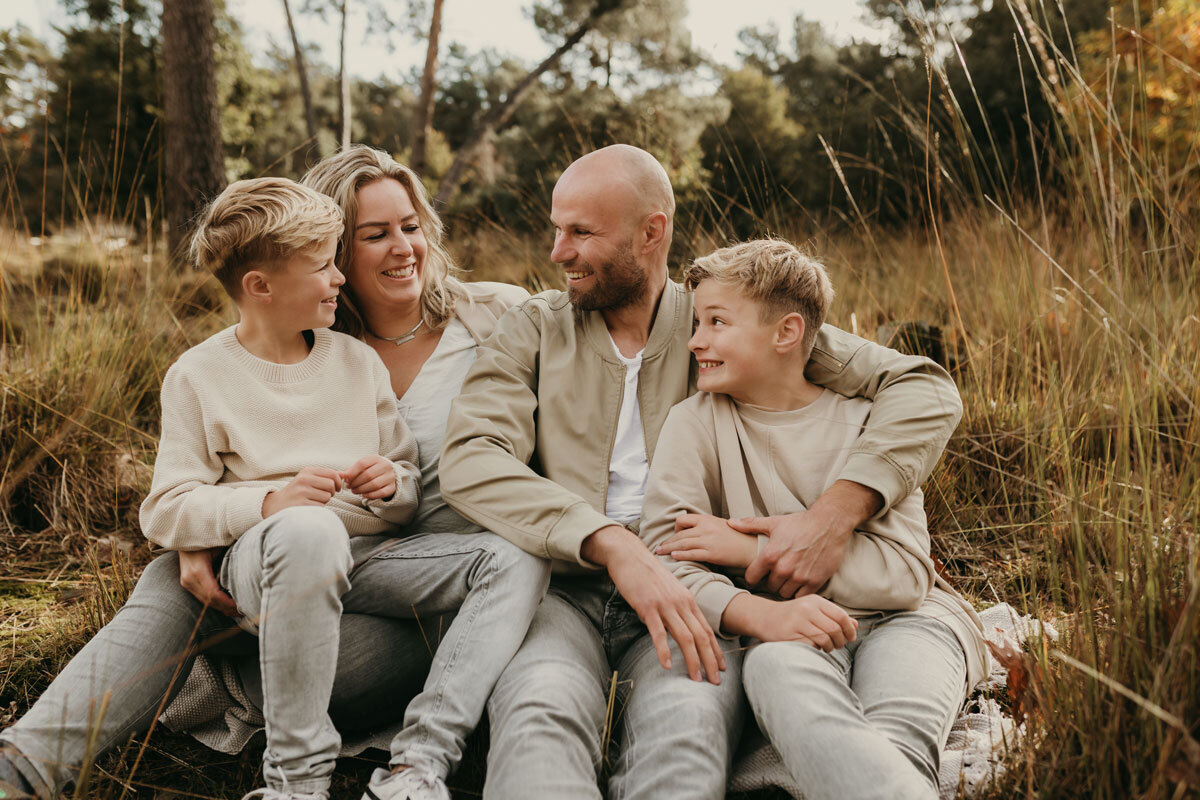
261, 466, 343, 517
656, 513, 757, 568
583, 525, 727, 685
757, 594, 857, 651
341, 455, 397, 500
178, 548, 240, 618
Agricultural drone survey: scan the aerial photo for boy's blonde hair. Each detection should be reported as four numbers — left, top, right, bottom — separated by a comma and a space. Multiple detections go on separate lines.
301, 145, 463, 338
685, 239, 834, 357
190, 177, 343, 298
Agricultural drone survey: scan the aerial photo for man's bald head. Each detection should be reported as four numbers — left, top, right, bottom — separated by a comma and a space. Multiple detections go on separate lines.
558, 144, 675, 229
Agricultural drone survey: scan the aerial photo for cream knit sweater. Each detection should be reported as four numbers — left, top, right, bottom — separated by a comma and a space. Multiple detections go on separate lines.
140, 326, 421, 550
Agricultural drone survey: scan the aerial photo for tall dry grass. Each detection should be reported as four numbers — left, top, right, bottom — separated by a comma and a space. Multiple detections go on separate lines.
1, 0, 1197, 796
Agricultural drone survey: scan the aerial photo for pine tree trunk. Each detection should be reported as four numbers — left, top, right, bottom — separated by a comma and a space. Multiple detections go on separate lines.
338, 0, 351, 149
162, 0, 226, 265
411, 0, 445, 176
282, 0, 319, 163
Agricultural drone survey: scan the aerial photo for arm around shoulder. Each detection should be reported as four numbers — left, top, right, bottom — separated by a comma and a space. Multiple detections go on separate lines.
805, 324, 963, 512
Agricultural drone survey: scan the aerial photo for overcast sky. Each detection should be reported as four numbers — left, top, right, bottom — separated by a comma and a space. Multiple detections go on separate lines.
3, 0, 884, 81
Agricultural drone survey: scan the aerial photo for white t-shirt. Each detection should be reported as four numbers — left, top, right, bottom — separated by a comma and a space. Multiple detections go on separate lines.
605, 335, 649, 524
396, 318, 484, 534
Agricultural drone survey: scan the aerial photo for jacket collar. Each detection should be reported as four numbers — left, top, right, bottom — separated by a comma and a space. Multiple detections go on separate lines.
580, 278, 688, 363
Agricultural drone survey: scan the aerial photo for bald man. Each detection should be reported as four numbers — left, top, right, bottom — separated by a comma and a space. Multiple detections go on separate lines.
440, 144, 963, 798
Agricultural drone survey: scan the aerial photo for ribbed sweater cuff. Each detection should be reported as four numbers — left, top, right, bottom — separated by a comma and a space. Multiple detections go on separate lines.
695, 581, 748, 640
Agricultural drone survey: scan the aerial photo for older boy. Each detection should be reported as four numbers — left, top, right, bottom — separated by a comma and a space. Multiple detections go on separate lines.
641, 239, 988, 800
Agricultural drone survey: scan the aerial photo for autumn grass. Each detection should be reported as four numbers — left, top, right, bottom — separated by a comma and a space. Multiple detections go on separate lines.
2, 2, 1199, 796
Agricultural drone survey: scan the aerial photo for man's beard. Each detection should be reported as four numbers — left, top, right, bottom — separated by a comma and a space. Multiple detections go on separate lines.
567, 240, 648, 314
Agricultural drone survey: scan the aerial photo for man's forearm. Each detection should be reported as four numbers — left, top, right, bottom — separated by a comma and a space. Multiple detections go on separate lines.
581, 524, 643, 568
813, 479, 883, 530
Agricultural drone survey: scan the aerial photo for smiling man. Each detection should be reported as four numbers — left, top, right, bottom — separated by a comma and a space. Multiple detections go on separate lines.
439, 144, 964, 799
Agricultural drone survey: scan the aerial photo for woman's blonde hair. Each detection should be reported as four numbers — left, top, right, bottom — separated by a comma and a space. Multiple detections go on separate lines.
190, 177, 343, 298
301, 145, 463, 337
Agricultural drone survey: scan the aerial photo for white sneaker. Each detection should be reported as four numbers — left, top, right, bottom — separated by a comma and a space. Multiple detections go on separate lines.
360, 767, 450, 800
241, 788, 329, 800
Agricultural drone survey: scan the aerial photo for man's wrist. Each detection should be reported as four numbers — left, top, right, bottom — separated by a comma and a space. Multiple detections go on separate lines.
580, 524, 638, 567
822, 479, 884, 525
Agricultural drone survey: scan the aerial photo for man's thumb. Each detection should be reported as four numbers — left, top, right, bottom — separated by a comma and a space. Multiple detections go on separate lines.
729, 516, 771, 534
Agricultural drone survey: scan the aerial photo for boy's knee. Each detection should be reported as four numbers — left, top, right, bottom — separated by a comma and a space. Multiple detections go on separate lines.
262, 507, 351, 567
743, 642, 823, 703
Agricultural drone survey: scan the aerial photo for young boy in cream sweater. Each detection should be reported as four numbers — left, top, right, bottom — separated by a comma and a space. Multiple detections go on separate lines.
142, 178, 421, 800
640, 240, 987, 800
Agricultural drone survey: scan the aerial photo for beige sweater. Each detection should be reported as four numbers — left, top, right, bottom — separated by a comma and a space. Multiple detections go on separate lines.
140, 326, 421, 550
641, 389, 988, 688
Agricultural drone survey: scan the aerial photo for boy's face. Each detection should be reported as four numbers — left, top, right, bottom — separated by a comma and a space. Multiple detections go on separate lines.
689, 279, 782, 400
263, 235, 344, 331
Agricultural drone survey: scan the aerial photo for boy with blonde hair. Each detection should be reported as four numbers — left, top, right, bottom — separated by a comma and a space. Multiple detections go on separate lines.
640, 239, 988, 799
144, 177, 422, 800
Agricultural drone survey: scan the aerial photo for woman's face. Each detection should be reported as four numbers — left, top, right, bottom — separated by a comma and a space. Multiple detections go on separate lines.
346, 177, 429, 319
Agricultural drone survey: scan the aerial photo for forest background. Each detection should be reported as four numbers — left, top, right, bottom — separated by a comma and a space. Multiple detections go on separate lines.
0, 0, 1198, 797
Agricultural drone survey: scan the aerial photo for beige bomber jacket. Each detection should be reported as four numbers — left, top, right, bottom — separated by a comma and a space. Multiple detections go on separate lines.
439, 280, 964, 573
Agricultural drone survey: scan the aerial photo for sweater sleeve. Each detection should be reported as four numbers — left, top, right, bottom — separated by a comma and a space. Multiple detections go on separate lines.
640, 404, 748, 635
805, 324, 962, 514
362, 360, 422, 525
139, 364, 269, 550
439, 305, 614, 566
821, 527, 934, 612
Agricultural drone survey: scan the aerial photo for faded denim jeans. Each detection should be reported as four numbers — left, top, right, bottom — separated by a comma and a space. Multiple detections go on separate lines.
743, 611, 968, 800
482, 575, 745, 800
1, 519, 549, 795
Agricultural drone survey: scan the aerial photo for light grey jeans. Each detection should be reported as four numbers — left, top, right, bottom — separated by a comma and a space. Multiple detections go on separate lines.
1, 521, 548, 795
482, 576, 745, 800
743, 611, 968, 800
219, 506, 354, 794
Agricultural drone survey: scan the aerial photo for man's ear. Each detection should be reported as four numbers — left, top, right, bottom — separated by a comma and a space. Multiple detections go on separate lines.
636, 211, 669, 256
242, 270, 272, 303
775, 313, 806, 353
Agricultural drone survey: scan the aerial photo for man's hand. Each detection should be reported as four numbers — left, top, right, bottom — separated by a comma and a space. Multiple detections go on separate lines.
261, 466, 343, 517
737, 480, 883, 598
178, 548, 240, 617
342, 455, 397, 500
656, 513, 757, 568
583, 525, 727, 685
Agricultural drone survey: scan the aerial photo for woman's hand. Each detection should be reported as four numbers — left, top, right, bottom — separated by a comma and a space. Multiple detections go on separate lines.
178, 548, 239, 617
656, 513, 757, 568
342, 455, 398, 500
